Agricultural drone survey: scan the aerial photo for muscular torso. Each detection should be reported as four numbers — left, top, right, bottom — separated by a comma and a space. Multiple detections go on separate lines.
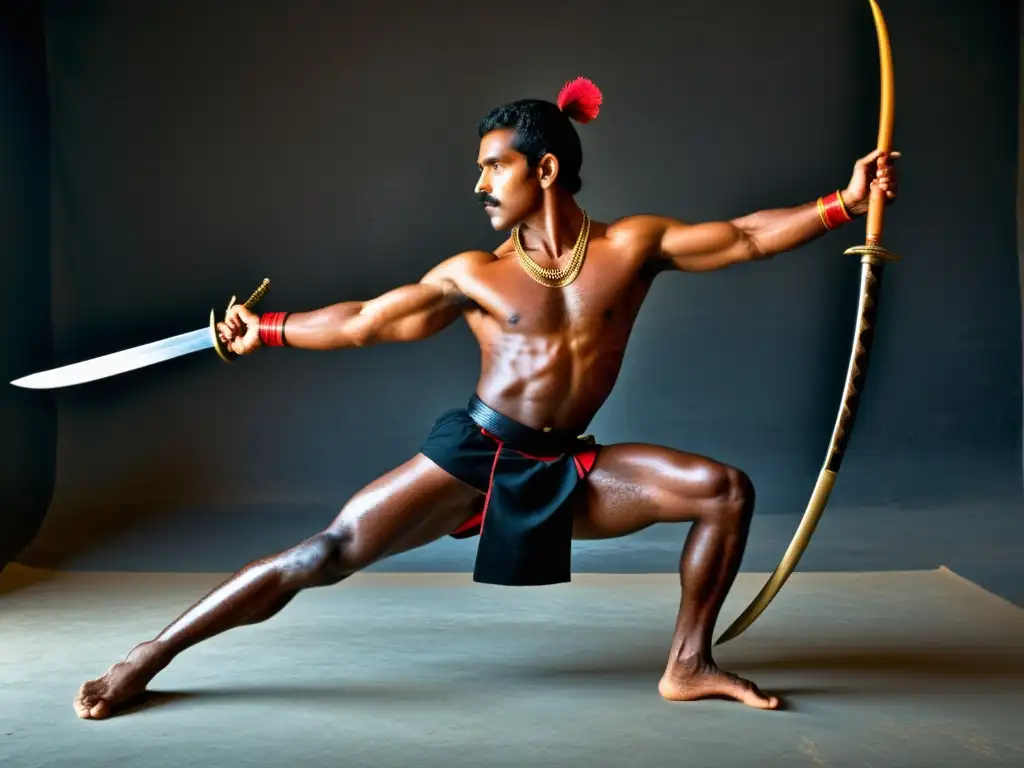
452, 220, 663, 433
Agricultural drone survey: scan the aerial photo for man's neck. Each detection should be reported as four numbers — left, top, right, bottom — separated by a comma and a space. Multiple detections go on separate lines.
516, 195, 585, 262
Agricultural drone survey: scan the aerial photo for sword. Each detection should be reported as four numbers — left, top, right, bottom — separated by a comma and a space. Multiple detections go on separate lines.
714, 0, 900, 645
10, 279, 271, 390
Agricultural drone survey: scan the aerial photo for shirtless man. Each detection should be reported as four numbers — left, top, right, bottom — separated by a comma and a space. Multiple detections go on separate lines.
74, 77, 898, 719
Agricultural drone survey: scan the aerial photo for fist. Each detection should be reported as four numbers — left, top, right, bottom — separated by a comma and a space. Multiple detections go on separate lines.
842, 148, 900, 216
216, 303, 262, 356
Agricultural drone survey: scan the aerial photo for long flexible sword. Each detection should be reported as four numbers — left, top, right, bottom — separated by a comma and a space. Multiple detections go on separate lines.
10, 279, 270, 390
715, 0, 900, 645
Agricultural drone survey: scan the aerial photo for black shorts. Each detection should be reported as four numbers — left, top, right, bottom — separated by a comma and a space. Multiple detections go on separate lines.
420, 395, 601, 587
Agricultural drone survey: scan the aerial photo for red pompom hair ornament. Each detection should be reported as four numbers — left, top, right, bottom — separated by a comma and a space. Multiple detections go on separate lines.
556, 76, 603, 123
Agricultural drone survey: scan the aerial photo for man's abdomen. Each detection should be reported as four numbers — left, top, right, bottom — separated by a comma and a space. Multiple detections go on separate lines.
475, 336, 627, 432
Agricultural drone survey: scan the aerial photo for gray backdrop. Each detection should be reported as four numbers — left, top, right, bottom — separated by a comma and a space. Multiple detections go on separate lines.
0, 1, 55, 569
4, 0, 1022, 593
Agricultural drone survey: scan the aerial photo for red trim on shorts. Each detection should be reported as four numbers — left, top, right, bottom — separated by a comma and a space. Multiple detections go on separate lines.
451, 430, 599, 538
450, 429, 502, 537
573, 449, 597, 477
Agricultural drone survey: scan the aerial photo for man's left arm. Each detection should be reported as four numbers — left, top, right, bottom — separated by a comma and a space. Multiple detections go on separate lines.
648, 149, 899, 272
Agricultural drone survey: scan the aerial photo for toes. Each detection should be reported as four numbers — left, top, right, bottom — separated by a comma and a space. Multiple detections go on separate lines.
74, 694, 111, 720
731, 679, 779, 710
74, 680, 107, 719
738, 686, 779, 710
74, 697, 97, 719
724, 675, 778, 712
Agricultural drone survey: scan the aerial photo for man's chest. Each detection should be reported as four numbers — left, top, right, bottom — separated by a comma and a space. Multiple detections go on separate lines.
464, 250, 651, 334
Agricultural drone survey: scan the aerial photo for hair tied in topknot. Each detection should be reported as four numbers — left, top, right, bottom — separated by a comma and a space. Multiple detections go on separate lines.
556, 76, 603, 123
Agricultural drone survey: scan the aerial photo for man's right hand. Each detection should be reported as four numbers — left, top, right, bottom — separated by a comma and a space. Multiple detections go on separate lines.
216, 304, 262, 356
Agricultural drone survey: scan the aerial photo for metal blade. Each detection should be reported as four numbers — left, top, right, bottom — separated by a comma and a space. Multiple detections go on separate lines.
10, 326, 215, 390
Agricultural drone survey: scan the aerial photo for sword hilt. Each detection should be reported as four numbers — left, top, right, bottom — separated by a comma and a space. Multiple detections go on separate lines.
239, 278, 271, 309
210, 278, 272, 363
844, 243, 900, 265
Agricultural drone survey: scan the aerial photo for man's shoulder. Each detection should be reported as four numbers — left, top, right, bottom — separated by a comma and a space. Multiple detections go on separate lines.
604, 213, 674, 240
453, 249, 503, 266
601, 214, 674, 260
420, 250, 498, 292
430, 248, 496, 269
435, 249, 501, 277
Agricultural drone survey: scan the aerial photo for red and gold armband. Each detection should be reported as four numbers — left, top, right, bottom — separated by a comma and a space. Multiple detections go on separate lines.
816, 190, 853, 230
258, 312, 289, 347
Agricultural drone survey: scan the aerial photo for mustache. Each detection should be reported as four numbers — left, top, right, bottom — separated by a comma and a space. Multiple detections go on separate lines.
477, 192, 500, 207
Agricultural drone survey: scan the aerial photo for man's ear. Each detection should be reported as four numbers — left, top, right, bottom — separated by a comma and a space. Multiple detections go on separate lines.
536, 152, 559, 189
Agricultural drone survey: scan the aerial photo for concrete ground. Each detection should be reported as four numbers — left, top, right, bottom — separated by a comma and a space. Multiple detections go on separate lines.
2, 565, 1024, 768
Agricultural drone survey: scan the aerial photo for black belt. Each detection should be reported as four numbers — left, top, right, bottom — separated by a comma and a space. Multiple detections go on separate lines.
466, 395, 591, 457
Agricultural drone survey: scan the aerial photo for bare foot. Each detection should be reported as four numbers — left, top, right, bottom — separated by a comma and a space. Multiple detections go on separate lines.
74, 642, 164, 720
659, 652, 779, 710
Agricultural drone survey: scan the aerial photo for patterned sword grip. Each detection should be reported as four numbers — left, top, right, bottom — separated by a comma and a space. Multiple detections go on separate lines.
241, 278, 271, 309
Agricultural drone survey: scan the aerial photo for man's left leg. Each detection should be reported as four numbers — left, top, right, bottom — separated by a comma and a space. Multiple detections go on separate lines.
572, 442, 779, 710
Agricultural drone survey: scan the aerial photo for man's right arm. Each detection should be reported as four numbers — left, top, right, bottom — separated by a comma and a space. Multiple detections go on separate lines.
219, 252, 483, 355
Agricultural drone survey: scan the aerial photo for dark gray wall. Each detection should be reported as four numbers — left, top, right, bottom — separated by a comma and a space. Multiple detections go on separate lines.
0, 0, 56, 571
12, 0, 1022, 575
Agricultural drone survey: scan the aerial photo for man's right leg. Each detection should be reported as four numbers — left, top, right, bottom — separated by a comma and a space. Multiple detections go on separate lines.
73, 453, 483, 720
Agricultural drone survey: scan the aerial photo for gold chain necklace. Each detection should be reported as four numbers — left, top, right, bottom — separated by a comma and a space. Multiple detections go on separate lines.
512, 211, 591, 288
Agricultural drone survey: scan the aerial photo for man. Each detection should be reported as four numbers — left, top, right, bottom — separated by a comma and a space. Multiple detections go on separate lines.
74, 76, 898, 719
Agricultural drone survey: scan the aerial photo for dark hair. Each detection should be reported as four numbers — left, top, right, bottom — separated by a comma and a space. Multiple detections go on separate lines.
477, 99, 584, 195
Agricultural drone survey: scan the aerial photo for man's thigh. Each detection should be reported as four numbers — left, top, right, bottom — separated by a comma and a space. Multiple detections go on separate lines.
572, 442, 745, 540
325, 453, 485, 563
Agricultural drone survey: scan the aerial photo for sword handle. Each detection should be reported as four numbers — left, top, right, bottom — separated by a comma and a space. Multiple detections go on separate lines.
241, 278, 271, 309
211, 278, 272, 363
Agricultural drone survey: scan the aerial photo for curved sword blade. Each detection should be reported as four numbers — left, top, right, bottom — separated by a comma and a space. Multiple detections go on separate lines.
10, 327, 214, 390
715, 0, 900, 645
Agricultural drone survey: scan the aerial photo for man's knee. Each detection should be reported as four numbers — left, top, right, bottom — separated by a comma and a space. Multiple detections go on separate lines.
712, 465, 755, 523
281, 526, 371, 588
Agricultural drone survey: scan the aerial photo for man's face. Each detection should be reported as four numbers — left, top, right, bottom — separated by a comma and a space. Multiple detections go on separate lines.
474, 128, 541, 231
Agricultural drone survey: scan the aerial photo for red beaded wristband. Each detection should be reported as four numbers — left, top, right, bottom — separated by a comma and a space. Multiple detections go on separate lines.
817, 190, 853, 230
258, 312, 289, 347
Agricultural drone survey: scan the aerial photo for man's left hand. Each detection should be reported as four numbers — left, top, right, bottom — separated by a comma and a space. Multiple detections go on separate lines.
841, 149, 900, 216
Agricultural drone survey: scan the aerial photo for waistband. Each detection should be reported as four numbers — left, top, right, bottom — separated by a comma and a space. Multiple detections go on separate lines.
466, 395, 591, 457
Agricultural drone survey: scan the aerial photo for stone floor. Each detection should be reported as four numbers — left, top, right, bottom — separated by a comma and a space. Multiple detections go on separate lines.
2, 565, 1024, 767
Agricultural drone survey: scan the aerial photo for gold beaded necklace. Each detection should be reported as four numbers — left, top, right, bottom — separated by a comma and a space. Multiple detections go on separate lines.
512, 211, 591, 288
